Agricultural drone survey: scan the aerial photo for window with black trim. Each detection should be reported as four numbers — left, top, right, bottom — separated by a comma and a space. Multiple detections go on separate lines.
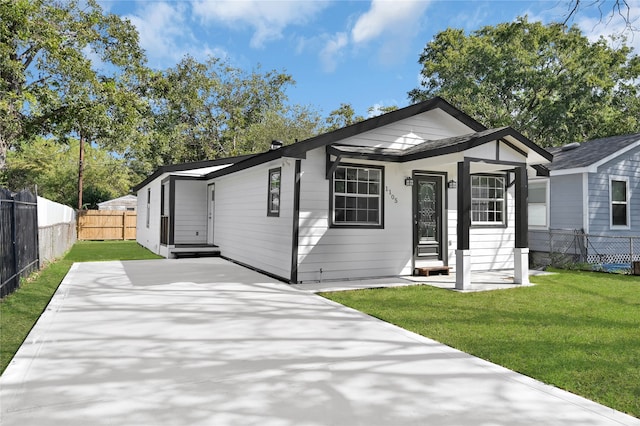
267, 168, 281, 216
611, 178, 628, 227
332, 165, 383, 227
471, 175, 505, 225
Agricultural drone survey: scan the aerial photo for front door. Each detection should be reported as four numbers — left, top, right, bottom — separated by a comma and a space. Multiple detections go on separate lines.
414, 175, 443, 263
207, 184, 215, 245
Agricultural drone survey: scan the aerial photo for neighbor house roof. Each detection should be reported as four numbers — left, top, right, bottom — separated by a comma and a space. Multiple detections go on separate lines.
97, 194, 137, 207
546, 133, 640, 173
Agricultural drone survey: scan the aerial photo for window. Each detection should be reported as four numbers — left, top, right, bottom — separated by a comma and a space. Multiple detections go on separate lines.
267, 168, 281, 216
528, 181, 548, 228
146, 188, 151, 228
471, 175, 505, 225
611, 178, 629, 227
331, 165, 383, 227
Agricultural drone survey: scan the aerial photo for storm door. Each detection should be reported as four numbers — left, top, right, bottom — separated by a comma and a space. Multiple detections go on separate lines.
414, 175, 443, 262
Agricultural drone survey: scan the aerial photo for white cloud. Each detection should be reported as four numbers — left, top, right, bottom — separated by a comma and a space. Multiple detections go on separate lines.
317, 0, 431, 72
319, 32, 349, 72
575, 4, 640, 52
126, 2, 190, 65
192, 0, 329, 48
125, 2, 227, 68
351, 0, 431, 44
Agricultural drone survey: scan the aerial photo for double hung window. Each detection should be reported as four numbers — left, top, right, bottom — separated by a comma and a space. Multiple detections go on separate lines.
332, 165, 383, 227
611, 178, 629, 227
471, 175, 505, 225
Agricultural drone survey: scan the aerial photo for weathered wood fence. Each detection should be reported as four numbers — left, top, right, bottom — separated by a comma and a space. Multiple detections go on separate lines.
0, 188, 39, 298
77, 210, 136, 240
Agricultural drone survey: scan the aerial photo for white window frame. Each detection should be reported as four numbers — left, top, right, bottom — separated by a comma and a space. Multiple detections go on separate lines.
610, 176, 630, 229
330, 164, 384, 228
528, 179, 549, 229
471, 174, 506, 226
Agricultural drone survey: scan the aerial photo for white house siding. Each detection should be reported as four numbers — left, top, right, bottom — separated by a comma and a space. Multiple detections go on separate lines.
136, 178, 162, 255
469, 186, 516, 271
589, 146, 640, 236
173, 180, 208, 244
549, 174, 584, 230
213, 159, 294, 280
297, 149, 414, 282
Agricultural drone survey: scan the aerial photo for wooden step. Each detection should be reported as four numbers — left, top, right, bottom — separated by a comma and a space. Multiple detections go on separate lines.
414, 266, 450, 276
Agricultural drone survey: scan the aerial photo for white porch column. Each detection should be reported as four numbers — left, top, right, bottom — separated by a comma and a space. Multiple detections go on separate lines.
514, 247, 529, 285
455, 249, 471, 290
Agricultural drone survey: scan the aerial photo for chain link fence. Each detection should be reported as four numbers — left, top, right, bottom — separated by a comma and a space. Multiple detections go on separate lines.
530, 229, 640, 273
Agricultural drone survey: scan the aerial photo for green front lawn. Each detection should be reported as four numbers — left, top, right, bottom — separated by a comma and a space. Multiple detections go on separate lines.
0, 241, 161, 373
321, 270, 640, 418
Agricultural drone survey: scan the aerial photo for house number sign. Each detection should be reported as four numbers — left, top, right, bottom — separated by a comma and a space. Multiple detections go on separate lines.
385, 186, 398, 204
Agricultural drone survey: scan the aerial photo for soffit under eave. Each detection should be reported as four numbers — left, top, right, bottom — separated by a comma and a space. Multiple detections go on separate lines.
501, 134, 552, 165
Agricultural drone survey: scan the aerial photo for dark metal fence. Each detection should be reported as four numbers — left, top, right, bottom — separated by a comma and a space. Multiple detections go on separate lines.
530, 229, 640, 273
0, 188, 39, 298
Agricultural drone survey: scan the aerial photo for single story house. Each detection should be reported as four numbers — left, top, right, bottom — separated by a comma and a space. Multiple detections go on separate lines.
97, 194, 138, 211
529, 133, 640, 266
134, 97, 552, 289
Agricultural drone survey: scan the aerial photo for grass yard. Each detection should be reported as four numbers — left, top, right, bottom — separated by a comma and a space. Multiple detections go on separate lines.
321, 270, 640, 418
0, 241, 161, 373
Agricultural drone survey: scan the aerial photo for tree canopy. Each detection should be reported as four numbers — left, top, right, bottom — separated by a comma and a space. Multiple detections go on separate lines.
409, 17, 640, 147
4, 137, 134, 208
137, 56, 322, 170
0, 0, 146, 171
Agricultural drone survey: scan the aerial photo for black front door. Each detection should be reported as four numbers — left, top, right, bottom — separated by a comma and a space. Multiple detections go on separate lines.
414, 175, 443, 261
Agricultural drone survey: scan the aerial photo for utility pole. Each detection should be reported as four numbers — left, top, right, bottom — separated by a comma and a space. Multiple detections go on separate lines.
77, 133, 85, 211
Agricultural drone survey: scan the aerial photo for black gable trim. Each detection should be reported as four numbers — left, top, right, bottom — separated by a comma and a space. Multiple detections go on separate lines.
132, 154, 257, 192
140, 98, 490, 185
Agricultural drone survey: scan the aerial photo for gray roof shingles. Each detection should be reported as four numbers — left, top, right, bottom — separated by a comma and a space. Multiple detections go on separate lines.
547, 133, 640, 170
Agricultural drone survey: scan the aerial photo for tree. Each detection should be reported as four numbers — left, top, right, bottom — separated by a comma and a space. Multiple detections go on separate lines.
409, 17, 640, 147
0, 0, 146, 171
564, 0, 636, 29
3, 137, 135, 208
325, 103, 365, 131
138, 56, 319, 167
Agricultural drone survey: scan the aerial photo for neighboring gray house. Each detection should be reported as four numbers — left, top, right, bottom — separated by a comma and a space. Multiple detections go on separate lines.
529, 133, 640, 265
98, 194, 138, 211
134, 97, 552, 289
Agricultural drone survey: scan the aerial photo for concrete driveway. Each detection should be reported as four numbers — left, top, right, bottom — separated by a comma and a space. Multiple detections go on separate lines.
1, 258, 637, 426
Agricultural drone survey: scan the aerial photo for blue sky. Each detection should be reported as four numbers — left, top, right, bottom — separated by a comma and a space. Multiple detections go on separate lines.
100, 0, 639, 118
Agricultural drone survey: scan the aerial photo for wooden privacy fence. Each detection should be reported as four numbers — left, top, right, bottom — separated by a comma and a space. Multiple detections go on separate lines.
1, 188, 39, 298
78, 210, 136, 240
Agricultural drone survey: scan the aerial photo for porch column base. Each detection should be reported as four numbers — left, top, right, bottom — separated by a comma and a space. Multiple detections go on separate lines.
514, 247, 529, 285
455, 249, 471, 290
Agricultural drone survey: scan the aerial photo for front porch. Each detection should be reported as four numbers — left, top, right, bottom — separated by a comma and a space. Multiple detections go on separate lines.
290, 269, 552, 293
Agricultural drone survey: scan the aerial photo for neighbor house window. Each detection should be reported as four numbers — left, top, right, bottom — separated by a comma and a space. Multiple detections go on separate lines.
471, 175, 505, 225
146, 188, 151, 228
528, 180, 548, 228
611, 178, 629, 227
331, 164, 383, 227
267, 168, 281, 216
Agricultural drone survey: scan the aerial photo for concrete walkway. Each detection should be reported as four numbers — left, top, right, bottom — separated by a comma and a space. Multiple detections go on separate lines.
1, 258, 637, 426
